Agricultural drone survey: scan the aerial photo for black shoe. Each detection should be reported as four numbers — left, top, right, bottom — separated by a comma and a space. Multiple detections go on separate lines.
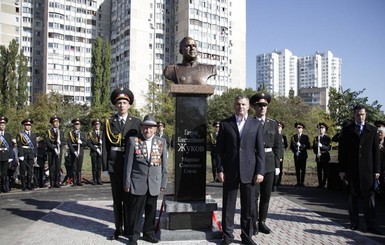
241, 236, 257, 245
258, 221, 271, 234
108, 229, 121, 240
253, 227, 259, 236
142, 235, 159, 243
367, 226, 383, 235
129, 241, 138, 245
349, 224, 358, 230
221, 237, 233, 245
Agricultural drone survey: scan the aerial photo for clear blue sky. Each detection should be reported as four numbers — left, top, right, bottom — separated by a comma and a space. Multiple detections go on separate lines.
246, 0, 385, 108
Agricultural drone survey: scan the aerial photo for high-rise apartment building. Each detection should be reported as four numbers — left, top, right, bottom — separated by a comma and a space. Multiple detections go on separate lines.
1, 0, 245, 109
110, 0, 246, 109
256, 49, 298, 96
256, 49, 341, 108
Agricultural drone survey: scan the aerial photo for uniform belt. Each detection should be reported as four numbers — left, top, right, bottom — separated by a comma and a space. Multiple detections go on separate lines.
0, 148, 8, 151
22, 146, 31, 149
264, 148, 272, 153
72, 144, 79, 146
111, 146, 125, 152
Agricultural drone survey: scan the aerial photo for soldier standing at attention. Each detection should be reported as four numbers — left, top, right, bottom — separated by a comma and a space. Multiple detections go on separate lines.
209, 121, 221, 182
250, 92, 281, 235
45, 116, 66, 188
312, 122, 331, 188
16, 119, 37, 191
290, 122, 311, 186
0, 116, 13, 193
102, 87, 141, 240
87, 119, 103, 185
68, 118, 87, 187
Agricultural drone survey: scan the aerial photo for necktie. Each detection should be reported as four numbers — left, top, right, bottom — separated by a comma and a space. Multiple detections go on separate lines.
27, 131, 30, 136
120, 119, 125, 128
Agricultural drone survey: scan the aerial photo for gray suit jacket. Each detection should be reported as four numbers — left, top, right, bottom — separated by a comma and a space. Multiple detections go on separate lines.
124, 135, 168, 196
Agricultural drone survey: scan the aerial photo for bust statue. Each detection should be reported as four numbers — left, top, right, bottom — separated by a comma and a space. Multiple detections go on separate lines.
163, 37, 216, 85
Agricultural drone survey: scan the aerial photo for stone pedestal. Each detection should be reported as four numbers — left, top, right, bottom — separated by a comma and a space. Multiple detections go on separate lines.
158, 84, 220, 241
158, 195, 222, 241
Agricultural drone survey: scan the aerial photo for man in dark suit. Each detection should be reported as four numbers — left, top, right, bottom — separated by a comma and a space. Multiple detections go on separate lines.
102, 87, 141, 240
45, 115, 66, 188
67, 118, 87, 186
250, 92, 281, 235
87, 119, 103, 185
339, 105, 382, 235
16, 118, 37, 191
216, 95, 265, 245
290, 122, 311, 186
312, 122, 331, 188
124, 115, 168, 245
0, 116, 13, 193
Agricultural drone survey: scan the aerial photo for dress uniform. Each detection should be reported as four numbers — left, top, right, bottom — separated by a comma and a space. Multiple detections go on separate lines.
290, 122, 311, 186
312, 122, 331, 188
87, 119, 103, 185
45, 116, 66, 188
102, 87, 141, 240
0, 116, 13, 193
250, 92, 282, 235
68, 118, 87, 186
16, 119, 37, 191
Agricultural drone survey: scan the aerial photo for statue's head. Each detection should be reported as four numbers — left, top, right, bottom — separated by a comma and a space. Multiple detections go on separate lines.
179, 37, 197, 62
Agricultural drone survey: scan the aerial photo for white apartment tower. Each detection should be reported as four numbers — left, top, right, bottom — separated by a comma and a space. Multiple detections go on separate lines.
44, 0, 111, 104
110, 0, 246, 109
256, 49, 298, 96
298, 51, 341, 90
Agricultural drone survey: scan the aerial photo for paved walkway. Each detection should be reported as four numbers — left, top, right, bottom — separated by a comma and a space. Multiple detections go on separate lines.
13, 196, 380, 245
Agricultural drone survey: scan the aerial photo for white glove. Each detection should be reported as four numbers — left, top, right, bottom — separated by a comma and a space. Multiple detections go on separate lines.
19, 156, 25, 161
275, 168, 280, 175
318, 142, 322, 147
74, 152, 79, 158
296, 142, 301, 147
339, 172, 346, 180
78, 139, 82, 144
54, 148, 59, 155
97, 149, 102, 156
8, 158, 13, 162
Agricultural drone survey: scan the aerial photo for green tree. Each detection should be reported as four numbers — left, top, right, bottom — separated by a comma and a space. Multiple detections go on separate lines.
91, 37, 103, 106
328, 87, 384, 126
101, 38, 111, 106
16, 50, 29, 110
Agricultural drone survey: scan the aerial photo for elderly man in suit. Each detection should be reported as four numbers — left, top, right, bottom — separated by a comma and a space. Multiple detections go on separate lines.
124, 115, 168, 245
250, 92, 281, 235
216, 95, 265, 245
339, 105, 382, 235
102, 87, 142, 240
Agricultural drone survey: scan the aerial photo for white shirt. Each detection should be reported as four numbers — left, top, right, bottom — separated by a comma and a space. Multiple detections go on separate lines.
235, 114, 248, 136
144, 135, 154, 160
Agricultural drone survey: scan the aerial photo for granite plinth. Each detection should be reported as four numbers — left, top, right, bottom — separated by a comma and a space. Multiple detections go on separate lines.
160, 196, 218, 231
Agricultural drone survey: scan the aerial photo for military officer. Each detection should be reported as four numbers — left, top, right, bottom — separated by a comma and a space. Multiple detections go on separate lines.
68, 118, 87, 186
87, 119, 103, 185
102, 87, 141, 240
250, 92, 281, 235
312, 122, 332, 188
290, 122, 311, 186
0, 116, 13, 193
16, 119, 37, 191
209, 121, 220, 182
45, 115, 66, 188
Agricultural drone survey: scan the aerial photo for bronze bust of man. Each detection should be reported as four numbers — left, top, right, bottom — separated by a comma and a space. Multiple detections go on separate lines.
163, 37, 216, 85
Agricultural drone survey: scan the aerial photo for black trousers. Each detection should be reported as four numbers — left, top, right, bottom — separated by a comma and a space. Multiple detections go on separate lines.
349, 193, 377, 228
316, 158, 329, 186
294, 157, 307, 185
90, 153, 102, 172
109, 151, 130, 233
222, 177, 255, 240
47, 152, 61, 184
254, 171, 274, 224
211, 153, 220, 181
126, 191, 158, 242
